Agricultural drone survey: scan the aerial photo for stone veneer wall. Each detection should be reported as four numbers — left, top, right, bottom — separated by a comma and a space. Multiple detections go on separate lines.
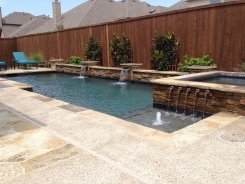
55, 64, 186, 82
89, 66, 121, 79
153, 84, 245, 115
56, 64, 81, 74
132, 70, 186, 82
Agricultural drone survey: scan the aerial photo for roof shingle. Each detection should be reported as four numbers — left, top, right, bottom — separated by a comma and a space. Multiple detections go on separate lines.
29, 0, 167, 35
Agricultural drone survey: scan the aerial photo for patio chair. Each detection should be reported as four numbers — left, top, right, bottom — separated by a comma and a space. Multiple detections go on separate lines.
13, 52, 38, 69
0, 60, 7, 71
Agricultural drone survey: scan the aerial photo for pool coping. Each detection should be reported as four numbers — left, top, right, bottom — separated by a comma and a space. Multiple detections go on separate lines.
0, 68, 55, 77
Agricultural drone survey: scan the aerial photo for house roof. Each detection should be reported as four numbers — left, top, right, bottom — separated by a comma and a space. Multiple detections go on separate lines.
169, 0, 237, 11
29, 0, 167, 35
9, 15, 51, 37
3, 12, 35, 25
2, 24, 19, 37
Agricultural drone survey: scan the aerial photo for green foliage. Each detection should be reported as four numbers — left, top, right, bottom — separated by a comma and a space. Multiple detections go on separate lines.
29, 52, 44, 62
240, 62, 245, 72
110, 34, 132, 66
68, 56, 82, 65
57, 24, 64, 31
84, 37, 102, 62
178, 55, 215, 72
151, 32, 178, 71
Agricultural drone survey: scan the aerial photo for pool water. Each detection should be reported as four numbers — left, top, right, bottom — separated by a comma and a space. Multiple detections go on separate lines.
8, 73, 152, 117
7, 73, 201, 132
199, 76, 245, 86
124, 107, 201, 133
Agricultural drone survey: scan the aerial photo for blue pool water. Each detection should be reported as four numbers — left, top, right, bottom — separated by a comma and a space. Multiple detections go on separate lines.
8, 73, 152, 118
7, 73, 201, 132
200, 77, 245, 86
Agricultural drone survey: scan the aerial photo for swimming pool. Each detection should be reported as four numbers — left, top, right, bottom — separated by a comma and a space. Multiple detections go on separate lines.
7, 73, 200, 132
198, 76, 245, 86
183, 72, 245, 86
7, 73, 152, 117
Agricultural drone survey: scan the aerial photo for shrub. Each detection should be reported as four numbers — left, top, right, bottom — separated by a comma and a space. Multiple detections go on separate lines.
178, 55, 215, 72
57, 24, 64, 31
29, 52, 44, 62
240, 62, 245, 72
68, 56, 82, 65
84, 37, 102, 62
110, 34, 132, 66
151, 32, 178, 71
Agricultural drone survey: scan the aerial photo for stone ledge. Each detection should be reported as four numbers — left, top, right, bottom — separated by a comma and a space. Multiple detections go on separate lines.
133, 69, 187, 76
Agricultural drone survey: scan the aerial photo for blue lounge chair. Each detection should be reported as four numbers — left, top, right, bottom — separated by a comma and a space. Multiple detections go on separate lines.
13, 52, 38, 69
0, 61, 6, 71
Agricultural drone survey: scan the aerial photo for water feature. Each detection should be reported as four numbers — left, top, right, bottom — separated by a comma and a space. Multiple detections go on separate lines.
152, 112, 163, 126
74, 65, 87, 79
124, 107, 201, 133
202, 90, 210, 118
193, 89, 200, 115
184, 88, 191, 114
119, 69, 128, 82
167, 86, 174, 111
175, 87, 182, 112
112, 68, 129, 86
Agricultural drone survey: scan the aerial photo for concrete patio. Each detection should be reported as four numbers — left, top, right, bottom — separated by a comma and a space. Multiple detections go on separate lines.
0, 75, 244, 184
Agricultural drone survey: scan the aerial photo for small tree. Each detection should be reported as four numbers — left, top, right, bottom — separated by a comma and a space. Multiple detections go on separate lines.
151, 32, 179, 71
84, 37, 102, 63
110, 34, 132, 66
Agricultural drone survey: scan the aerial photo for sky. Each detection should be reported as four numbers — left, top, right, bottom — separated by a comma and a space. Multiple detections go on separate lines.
0, 0, 179, 17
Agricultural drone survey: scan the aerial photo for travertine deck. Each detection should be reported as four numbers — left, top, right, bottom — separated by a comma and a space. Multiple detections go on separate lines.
0, 68, 55, 77
0, 76, 244, 184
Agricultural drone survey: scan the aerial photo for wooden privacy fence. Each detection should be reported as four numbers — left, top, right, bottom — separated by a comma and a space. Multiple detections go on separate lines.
0, 1, 244, 71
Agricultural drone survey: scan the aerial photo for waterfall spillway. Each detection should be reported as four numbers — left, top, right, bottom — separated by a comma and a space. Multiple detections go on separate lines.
80, 65, 86, 77
119, 69, 129, 82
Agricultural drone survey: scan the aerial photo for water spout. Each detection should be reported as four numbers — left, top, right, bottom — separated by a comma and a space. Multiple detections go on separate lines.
152, 112, 163, 126
175, 87, 182, 112
193, 89, 200, 115
167, 86, 174, 111
78, 65, 87, 79
119, 69, 129, 82
73, 65, 87, 79
112, 69, 129, 86
184, 88, 191, 114
202, 90, 210, 118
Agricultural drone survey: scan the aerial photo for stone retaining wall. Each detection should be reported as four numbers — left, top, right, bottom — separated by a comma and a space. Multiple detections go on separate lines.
153, 84, 245, 115
89, 66, 121, 79
56, 64, 81, 74
55, 64, 186, 82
